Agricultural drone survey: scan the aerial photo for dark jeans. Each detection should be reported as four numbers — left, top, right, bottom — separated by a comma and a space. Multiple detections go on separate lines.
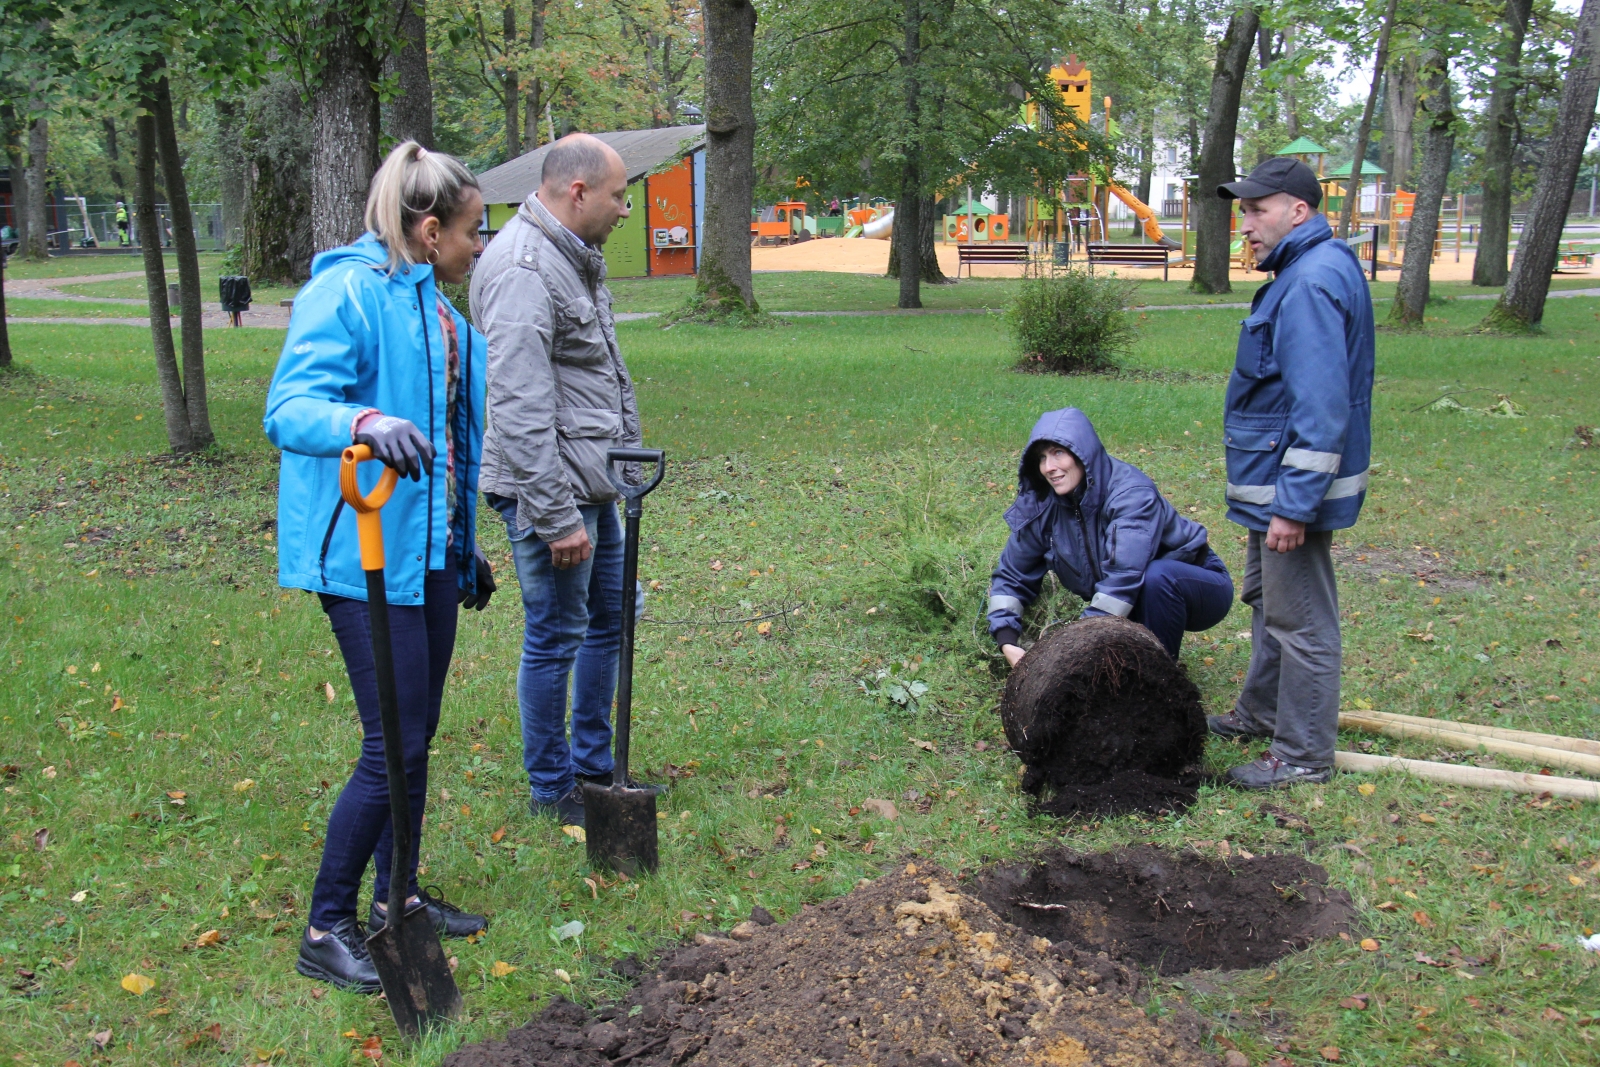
1127, 550, 1236, 659
308, 564, 458, 930
488, 494, 625, 804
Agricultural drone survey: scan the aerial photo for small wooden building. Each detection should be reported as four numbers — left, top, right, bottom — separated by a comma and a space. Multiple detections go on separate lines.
476, 126, 706, 279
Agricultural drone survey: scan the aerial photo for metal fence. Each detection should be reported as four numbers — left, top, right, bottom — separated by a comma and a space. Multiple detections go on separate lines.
38, 201, 227, 252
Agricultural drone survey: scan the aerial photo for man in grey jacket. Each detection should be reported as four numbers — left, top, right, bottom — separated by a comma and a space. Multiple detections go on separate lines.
470, 134, 642, 827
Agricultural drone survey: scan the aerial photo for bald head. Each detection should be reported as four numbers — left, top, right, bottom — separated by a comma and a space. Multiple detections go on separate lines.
536, 133, 630, 246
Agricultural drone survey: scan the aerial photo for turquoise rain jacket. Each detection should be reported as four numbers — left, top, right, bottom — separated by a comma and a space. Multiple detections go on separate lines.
264, 234, 488, 605
1223, 214, 1375, 532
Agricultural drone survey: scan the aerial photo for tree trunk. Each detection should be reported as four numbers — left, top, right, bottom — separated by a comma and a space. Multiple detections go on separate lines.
524, 0, 548, 147
0, 245, 12, 370
1383, 53, 1419, 190
390, 0, 435, 148
1484, 0, 1600, 330
311, 11, 382, 254
694, 0, 759, 316
135, 101, 195, 454
502, 4, 520, 158
242, 78, 314, 284
1, 105, 26, 254
887, 194, 946, 285
892, 0, 925, 308
24, 116, 49, 260
216, 100, 246, 249
1389, 51, 1455, 326
102, 117, 126, 199
151, 64, 214, 449
1472, 0, 1531, 287
1339, 0, 1398, 239
1191, 5, 1258, 294
1132, 111, 1155, 237
1282, 26, 1300, 137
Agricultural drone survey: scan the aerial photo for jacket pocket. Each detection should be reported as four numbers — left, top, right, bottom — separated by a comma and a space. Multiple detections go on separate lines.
555, 406, 623, 439
1222, 423, 1283, 453
555, 296, 609, 367
1234, 314, 1272, 378
1223, 422, 1284, 503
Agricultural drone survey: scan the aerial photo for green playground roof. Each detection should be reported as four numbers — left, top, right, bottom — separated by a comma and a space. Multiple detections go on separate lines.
948, 199, 993, 215
1323, 160, 1387, 178
1276, 136, 1331, 156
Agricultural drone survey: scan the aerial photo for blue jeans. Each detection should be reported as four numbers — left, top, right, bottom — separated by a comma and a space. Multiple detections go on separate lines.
1127, 549, 1235, 659
308, 563, 457, 930
489, 495, 624, 804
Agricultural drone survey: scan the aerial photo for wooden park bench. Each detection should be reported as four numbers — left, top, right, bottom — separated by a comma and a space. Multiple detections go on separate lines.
1086, 243, 1178, 280
955, 242, 1031, 277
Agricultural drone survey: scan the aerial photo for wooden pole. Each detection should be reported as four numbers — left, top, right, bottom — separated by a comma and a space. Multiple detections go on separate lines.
1343, 709, 1600, 757
1339, 713, 1600, 777
1335, 751, 1600, 802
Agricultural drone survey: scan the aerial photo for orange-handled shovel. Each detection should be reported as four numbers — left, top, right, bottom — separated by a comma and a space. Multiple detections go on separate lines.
339, 444, 463, 1037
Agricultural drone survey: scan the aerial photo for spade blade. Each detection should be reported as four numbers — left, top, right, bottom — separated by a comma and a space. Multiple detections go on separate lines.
582, 781, 659, 877
366, 907, 463, 1038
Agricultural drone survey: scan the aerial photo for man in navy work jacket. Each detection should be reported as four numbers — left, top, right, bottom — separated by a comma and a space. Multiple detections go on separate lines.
1209, 157, 1375, 789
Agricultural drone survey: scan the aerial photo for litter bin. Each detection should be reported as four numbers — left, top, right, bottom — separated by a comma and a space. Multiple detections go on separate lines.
219, 275, 252, 327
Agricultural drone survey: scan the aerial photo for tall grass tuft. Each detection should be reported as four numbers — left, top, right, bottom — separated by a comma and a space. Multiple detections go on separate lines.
1007, 269, 1140, 374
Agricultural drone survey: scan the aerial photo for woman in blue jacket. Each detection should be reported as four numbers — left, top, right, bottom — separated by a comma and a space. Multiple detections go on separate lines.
988, 409, 1234, 665
264, 142, 493, 992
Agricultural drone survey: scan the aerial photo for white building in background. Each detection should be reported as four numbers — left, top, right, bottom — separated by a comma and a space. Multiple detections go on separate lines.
1106, 139, 1192, 221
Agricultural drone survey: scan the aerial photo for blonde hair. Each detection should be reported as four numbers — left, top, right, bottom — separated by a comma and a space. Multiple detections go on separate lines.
364, 141, 480, 273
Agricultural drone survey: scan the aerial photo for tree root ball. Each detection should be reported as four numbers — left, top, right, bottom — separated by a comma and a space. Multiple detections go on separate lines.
1000, 616, 1206, 796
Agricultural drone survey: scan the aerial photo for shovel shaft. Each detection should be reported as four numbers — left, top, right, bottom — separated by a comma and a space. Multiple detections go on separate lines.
363, 567, 414, 923
615, 506, 642, 785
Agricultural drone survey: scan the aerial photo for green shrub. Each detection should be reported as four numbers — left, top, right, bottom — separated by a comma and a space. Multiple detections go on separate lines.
1007, 269, 1139, 374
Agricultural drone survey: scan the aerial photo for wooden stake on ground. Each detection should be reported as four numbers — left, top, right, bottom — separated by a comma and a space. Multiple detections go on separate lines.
1338, 713, 1600, 777
1342, 709, 1600, 758
1334, 751, 1600, 802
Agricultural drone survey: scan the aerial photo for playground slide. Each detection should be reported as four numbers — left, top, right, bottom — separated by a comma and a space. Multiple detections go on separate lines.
862, 208, 894, 240
1108, 183, 1181, 250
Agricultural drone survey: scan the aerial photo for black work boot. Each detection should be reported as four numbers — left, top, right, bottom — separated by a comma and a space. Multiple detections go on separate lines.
531, 785, 586, 828
369, 887, 487, 940
1225, 753, 1332, 790
1207, 711, 1270, 739
295, 917, 381, 993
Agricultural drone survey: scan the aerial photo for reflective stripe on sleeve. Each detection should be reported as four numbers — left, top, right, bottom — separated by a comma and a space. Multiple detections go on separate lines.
988, 594, 1025, 617
1282, 447, 1342, 473
1089, 592, 1134, 618
1324, 469, 1370, 499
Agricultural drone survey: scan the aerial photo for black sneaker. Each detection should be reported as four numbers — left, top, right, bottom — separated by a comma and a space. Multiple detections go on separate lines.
368, 886, 487, 940
1225, 753, 1332, 790
1207, 711, 1270, 739
295, 917, 381, 993
531, 785, 586, 827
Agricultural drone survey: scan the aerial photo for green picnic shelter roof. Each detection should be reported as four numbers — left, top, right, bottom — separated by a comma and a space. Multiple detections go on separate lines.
1276, 136, 1332, 156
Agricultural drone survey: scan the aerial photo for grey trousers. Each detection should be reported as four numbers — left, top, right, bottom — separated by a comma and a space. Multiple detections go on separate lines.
1235, 529, 1341, 769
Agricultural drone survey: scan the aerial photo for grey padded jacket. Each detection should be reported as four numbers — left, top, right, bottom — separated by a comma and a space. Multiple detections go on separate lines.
470, 193, 642, 542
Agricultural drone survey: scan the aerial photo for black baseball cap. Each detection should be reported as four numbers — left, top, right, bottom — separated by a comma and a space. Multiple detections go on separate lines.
1218, 156, 1322, 209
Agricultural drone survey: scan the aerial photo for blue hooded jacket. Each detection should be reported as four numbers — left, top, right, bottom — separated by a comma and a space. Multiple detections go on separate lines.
264, 233, 488, 605
1223, 213, 1375, 532
988, 408, 1214, 641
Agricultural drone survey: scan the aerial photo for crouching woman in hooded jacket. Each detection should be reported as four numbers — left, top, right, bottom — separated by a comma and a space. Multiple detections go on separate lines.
988, 408, 1234, 664
264, 142, 494, 992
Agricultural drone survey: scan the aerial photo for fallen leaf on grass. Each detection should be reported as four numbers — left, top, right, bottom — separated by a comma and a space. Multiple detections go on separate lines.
561, 824, 586, 842
70, 890, 88, 903
756, 621, 772, 637
1357, 783, 1376, 796
357, 1034, 383, 1060
791, 860, 812, 872
1320, 1047, 1340, 1061
1376, 900, 1399, 911
554, 968, 572, 983
324, 682, 336, 703
490, 826, 507, 844
710, 560, 723, 572
33, 828, 48, 851
195, 929, 222, 948
233, 779, 255, 793
182, 1023, 221, 1048
1543, 1007, 1567, 1022
490, 961, 516, 977
91, 1029, 112, 1049
1359, 938, 1380, 952
1412, 910, 1435, 928
166, 791, 186, 805
1338, 994, 1371, 1010
109, 695, 124, 713
120, 973, 156, 996
861, 798, 899, 820
909, 738, 935, 752
1417, 813, 1437, 824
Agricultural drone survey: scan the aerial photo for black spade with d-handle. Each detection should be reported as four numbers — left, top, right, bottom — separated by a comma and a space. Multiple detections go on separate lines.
582, 447, 667, 876
339, 444, 464, 1037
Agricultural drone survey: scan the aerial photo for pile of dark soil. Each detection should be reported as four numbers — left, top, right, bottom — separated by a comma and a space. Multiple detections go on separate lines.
442, 863, 1216, 1067
970, 846, 1353, 975
999, 617, 1205, 816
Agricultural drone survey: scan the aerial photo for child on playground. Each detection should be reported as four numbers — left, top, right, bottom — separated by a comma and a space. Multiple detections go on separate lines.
988, 407, 1234, 664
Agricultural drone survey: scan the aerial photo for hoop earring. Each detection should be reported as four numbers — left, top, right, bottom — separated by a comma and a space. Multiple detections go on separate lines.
427, 248, 439, 265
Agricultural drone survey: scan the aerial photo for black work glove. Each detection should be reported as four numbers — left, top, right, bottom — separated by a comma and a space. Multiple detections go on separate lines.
460, 548, 495, 611
355, 415, 435, 482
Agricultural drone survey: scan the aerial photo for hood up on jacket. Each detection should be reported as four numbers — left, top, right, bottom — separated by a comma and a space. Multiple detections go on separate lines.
1009, 407, 1114, 526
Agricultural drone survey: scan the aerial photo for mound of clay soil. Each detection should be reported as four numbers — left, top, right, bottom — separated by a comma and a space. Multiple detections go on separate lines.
442, 863, 1215, 1067
970, 845, 1353, 975
1000, 617, 1205, 814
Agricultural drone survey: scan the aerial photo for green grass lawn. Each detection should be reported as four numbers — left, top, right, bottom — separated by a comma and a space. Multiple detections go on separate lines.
2, 292, 1600, 1065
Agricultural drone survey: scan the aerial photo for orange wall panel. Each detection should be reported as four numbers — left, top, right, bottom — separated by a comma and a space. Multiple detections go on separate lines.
646, 158, 696, 277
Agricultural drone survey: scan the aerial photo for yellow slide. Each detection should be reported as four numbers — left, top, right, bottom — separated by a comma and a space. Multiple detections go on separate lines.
1108, 182, 1182, 250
